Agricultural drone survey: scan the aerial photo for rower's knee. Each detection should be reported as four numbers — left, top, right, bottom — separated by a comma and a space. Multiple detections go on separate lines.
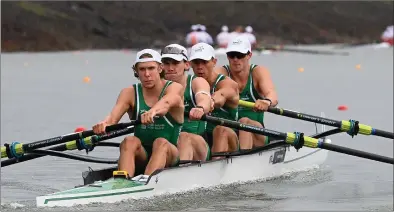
120, 136, 142, 152
239, 117, 263, 127
178, 132, 191, 147
152, 138, 170, 152
239, 117, 251, 124
213, 126, 231, 137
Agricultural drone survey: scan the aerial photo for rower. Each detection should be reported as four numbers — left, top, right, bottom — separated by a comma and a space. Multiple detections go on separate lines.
216, 36, 278, 150
216, 25, 230, 48
161, 44, 213, 162
243, 26, 257, 49
185, 25, 199, 48
381, 25, 393, 46
92, 49, 184, 181
189, 42, 240, 155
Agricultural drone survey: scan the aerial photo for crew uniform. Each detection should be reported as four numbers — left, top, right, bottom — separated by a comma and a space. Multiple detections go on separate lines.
222, 64, 270, 145
182, 75, 211, 160
205, 74, 239, 149
132, 80, 182, 165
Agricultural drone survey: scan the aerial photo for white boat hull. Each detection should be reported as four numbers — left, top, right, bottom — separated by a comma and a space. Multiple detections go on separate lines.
36, 139, 330, 207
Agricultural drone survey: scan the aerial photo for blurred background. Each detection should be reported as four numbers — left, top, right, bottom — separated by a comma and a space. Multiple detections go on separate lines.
1, 1, 393, 52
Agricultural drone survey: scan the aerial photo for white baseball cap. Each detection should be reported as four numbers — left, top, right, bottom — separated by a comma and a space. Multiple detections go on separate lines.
221, 25, 229, 32
189, 43, 216, 61
161, 44, 188, 61
134, 49, 162, 66
226, 36, 252, 54
245, 26, 253, 33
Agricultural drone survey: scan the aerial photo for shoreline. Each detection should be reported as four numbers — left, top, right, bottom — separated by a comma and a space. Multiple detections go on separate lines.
2, 2, 392, 53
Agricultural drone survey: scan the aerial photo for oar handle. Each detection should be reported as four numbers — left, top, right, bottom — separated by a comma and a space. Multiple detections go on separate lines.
105, 120, 140, 132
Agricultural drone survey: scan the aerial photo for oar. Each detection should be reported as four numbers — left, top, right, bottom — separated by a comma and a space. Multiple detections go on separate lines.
239, 100, 394, 139
1, 126, 135, 167
1, 120, 140, 160
202, 115, 394, 164
257, 45, 349, 56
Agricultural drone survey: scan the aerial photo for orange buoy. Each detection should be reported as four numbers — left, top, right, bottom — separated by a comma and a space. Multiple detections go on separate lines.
74, 126, 86, 133
298, 67, 304, 72
83, 76, 91, 83
338, 105, 348, 111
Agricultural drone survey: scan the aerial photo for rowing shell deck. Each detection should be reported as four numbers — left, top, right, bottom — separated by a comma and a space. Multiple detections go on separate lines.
36, 139, 331, 207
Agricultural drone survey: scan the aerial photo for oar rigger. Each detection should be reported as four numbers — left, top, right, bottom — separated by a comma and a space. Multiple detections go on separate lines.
75, 136, 96, 154
291, 132, 305, 151
3, 142, 24, 160
345, 119, 359, 137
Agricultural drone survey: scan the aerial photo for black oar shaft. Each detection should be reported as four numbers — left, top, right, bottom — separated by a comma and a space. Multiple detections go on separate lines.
268, 107, 342, 127
203, 115, 287, 139
374, 129, 394, 139
1, 127, 135, 167
202, 115, 394, 165
320, 143, 394, 164
1, 120, 140, 159
1, 145, 66, 167
239, 100, 394, 139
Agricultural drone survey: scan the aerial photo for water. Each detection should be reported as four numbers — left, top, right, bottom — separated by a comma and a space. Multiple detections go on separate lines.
1, 45, 393, 211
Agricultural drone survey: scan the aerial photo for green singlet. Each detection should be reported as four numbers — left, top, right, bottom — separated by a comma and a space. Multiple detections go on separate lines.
132, 81, 183, 160
223, 64, 264, 123
206, 74, 239, 133
182, 75, 207, 135
224, 64, 269, 145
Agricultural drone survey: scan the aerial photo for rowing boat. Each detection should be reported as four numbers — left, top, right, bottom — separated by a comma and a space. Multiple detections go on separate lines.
36, 137, 331, 207
3, 101, 393, 208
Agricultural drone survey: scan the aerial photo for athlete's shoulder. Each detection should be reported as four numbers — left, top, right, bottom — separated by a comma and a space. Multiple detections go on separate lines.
251, 64, 268, 76
214, 66, 228, 76
166, 80, 184, 93
191, 76, 210, 90
120, 86, 135, 95
218, 75, 238, 90
116, 86, 135, 105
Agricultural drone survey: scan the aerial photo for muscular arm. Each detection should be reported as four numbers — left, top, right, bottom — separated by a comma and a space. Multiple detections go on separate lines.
212, 78, 239, 108
253, 66, 278, 106
103, 87, 134, 125
149, 82, 184, 117
192, 77, 212, 113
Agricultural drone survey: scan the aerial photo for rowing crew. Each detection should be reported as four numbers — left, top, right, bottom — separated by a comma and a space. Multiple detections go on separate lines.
92, 36, 278, 181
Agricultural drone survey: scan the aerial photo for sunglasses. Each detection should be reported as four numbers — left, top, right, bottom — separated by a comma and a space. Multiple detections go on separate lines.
161, 46, 188, 60
226, 52, 249, 59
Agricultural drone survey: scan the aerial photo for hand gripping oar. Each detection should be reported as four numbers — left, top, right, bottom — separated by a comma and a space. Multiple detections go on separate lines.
201, 115, 394, 165
1, 120, 140, 160
1, 126, 135, 167
239, 100, 394, 139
